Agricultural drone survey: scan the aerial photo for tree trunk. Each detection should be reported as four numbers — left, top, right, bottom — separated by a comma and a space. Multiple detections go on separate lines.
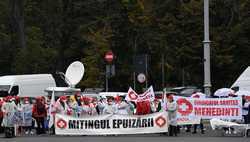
9, 0, 26, 49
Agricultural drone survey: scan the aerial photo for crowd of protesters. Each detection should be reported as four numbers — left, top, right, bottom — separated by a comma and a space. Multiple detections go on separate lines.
0, 91, 249, 137
0, 93, 170, 136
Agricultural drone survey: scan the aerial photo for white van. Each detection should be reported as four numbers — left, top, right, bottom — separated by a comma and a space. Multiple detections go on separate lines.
0, 74, 56, 97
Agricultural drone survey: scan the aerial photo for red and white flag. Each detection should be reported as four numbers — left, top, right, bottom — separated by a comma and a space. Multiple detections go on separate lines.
125, 87, 138, 102
125, 86, 155, 102
48, 90, 56, 128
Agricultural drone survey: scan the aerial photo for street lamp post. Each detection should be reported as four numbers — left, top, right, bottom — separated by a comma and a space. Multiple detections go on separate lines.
203, 0, 212, 96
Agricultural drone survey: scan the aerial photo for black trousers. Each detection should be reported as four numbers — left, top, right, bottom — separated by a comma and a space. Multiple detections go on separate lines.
169, 125, 177, 136
193, 122, 204, 133
243, 115, 248, 124
35, 117, 45, 135
0, 117, 4, 133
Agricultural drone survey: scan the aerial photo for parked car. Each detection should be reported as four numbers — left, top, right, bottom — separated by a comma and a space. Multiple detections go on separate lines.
170, 86, 201, 97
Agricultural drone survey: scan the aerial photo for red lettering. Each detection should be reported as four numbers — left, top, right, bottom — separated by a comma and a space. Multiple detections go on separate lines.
224, 108, 231, 116
194, 107, 202, 116
212, 108, 217, 116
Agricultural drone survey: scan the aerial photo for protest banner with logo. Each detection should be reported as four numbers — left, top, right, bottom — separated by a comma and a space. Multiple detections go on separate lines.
21, 106, 33, 127
193, 97, 242, 119
175, 97, 201, 125
55, 111, 168, 135
174, 96, 242, 125
125, 86, 155, 102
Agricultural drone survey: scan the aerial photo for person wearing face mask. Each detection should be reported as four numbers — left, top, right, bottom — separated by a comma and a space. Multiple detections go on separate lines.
67, 95, 78, 117
90, 98, 99, 116
72, 94, 83, 117
80, 97, 93, 116
21, 97, 33, 135
97, 96, 107, 115
55, 96, 69, 115
114, 96, 129, 115
103, 97, 118, 115
32, 97, 47, 135
136, 100, 151, 115
167, 95, 178, 136
2, 96, 17, 138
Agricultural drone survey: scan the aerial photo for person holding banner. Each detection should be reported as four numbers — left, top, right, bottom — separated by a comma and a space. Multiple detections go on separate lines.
21, 97, 33, 135
55, 96, 70, 115
136, 100, 151, 115
114, 96, 129, 115
80, 97, 93, 116
103, 97, 118, 114
90, 98, 99, 116
242, 95, 250, 124
167, 95, 178, 136
1, 96, 18, 137
152, 99, 162, 112
67, 95, 79, 117
97, 96, 108, 115
191, 93, 205, 134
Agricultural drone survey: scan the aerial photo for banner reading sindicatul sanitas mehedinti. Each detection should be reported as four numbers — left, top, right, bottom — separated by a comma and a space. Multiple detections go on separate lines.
55, 111, 168, 135
193, 97, 242, 119
175, 97, 242, 125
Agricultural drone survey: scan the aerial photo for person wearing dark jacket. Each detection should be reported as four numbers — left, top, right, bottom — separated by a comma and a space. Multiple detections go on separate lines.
32, 97, 47, 135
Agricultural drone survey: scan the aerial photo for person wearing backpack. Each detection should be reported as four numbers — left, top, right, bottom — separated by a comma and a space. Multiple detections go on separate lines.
32, 97, 47, 135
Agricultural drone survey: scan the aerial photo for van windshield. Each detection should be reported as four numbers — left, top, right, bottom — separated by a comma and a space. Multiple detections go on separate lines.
0, 85, 10, 97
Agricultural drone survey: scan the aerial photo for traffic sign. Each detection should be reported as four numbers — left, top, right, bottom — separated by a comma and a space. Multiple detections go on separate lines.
137, 73, 146, 83
105, 51, 114, 63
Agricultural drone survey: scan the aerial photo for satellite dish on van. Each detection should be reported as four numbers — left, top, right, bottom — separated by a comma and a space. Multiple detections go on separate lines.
65, 61, 85, 87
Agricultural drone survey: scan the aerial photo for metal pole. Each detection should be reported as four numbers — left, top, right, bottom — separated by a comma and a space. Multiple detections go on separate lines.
133, 36, 137, 90
105, 65, 108, 92
161, 54, 165, 88
133, 72, 136, 90
203, 0, 211, 96
182, 68, 185, 86
145, 54, 148, 89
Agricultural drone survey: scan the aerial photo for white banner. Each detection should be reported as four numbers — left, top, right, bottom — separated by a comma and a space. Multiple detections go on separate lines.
55, 111, 168, 135
126, 86, 155, 102
174, 96, 242, 125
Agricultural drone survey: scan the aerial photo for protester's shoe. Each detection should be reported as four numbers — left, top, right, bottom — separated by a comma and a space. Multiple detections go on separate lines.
25, 131, 29, 135
30, 131, 34, 135
192, 131, 197, 134
186, 129, 191, 132
225, 130, 229, 134
201, 130, 205, 134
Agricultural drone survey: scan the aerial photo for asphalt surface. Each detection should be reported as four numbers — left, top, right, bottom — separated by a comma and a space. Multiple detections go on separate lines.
0, 135, 249, 142
0, 125, 249, 142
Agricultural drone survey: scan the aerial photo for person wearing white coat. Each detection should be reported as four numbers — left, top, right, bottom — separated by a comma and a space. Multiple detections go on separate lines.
114, 96, 129, 115
103, 98, 117, 115
167, 95, 178, 136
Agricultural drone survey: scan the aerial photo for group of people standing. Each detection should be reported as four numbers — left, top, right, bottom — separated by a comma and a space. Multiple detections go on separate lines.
0, 93, 179, 137
0, 96, 47, 136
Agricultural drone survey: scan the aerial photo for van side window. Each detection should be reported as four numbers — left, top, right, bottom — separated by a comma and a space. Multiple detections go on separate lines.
10, 86, 19, 96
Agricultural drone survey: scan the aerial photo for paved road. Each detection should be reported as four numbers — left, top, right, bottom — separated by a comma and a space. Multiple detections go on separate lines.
0, 124, 249, 142
0, 135, 249, 142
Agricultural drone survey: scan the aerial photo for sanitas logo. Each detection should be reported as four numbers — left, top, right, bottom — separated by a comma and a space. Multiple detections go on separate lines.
177, 98, 193, 116
57, 119, 67, 129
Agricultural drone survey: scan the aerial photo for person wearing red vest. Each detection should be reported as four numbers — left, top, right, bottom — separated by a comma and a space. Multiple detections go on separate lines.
136, 100, 151, 115
32, 97, 47, 135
